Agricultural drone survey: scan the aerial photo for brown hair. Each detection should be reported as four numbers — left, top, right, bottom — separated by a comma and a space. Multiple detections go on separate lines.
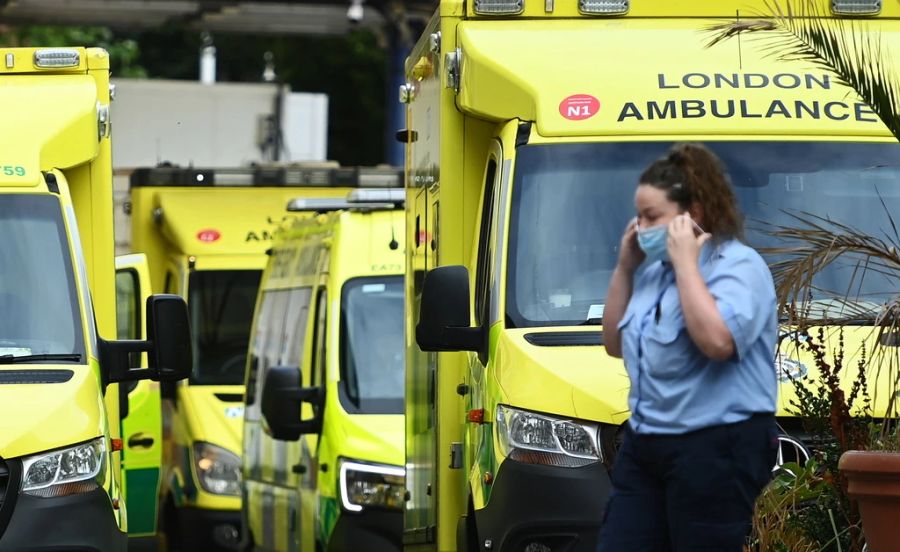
639, 142, 744, 241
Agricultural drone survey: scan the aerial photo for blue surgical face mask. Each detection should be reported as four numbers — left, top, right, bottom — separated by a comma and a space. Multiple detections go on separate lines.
637, 224, 669, 264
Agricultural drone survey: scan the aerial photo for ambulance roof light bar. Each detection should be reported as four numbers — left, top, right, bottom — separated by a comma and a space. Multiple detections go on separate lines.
579, 0, 628, 15
831, 0, 881, 15
286, 188, 404, 213
130, 164, 402, 189
473, 0, 524, 15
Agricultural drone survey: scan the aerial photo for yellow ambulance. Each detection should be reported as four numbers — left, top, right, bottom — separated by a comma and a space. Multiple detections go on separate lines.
0, 47, 190, 551
243, 189, 405, 551
129, 164, 400, 549
401, 2, 900, 551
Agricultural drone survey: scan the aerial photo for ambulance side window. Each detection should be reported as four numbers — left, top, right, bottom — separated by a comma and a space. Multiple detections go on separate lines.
115, 269, 140, 341
246, 291, 275, 406
282, 287, 313, 368
310, 287, 328, 388
475, 159, 498, 327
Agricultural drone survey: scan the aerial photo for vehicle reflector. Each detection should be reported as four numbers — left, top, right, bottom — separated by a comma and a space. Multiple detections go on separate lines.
579, 0, 628, 15
473, 0, 524, 15
831, 0, 881, 14
34, 49, 80, 68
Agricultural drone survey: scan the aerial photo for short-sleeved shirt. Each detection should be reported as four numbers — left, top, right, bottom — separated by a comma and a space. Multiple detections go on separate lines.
618, 239, 778, 435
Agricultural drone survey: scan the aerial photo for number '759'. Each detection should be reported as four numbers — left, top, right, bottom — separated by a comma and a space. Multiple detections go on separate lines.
2, 166, 25, 176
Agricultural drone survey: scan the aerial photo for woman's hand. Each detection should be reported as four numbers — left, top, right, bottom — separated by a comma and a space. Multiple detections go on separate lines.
617, 217, 644, 273
667, 213, 710, 271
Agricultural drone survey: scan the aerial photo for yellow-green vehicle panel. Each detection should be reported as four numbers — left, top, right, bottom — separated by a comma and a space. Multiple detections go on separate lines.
244, 206, 406, 552
129, 170, 371, 548
0, 47, 191, 551
404, 3, 900, 551
116, 253, 165, 538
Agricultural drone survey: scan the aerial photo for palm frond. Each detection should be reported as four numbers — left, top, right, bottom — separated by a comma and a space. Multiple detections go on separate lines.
704, 0, 900, 142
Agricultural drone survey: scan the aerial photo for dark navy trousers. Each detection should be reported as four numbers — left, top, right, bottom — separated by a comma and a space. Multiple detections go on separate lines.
597, 414, 779, 552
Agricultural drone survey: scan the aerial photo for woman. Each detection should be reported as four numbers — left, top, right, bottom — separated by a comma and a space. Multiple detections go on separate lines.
599, 143, 779, 551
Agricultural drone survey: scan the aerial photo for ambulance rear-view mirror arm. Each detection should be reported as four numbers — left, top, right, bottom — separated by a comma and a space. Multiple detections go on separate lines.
100, 294, 193, 385
416, 265, 482, 352
261, 365, 324, 441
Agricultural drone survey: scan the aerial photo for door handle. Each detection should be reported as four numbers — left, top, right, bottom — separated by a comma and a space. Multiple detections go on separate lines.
128, 435, 155, 449
291, 463, 307, 475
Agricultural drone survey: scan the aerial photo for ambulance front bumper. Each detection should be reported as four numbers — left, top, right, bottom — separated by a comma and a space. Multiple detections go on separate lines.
0, 485, 127, 551
473, 460, 611, 552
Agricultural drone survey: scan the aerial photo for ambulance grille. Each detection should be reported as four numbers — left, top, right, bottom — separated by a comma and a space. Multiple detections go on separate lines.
0, 458, 13, 536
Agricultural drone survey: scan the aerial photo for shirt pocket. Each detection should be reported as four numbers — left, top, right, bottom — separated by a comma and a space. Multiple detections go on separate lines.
642, 323, 694, 379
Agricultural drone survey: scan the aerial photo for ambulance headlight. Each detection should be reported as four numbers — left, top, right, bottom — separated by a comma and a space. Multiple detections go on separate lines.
21, 438, 106, 497
193, 442, 241, 496
339, 460, 405, 512
497, 405, 601, 467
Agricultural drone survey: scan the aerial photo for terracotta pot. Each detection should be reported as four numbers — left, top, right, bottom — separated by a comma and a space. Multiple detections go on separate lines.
839, 450, 900, 552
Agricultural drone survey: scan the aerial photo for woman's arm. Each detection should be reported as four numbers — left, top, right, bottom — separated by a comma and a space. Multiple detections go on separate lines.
667, 214, 735, 361
674, 263, 735, 361
603, 265, 636, 358
604, 218, 643, 358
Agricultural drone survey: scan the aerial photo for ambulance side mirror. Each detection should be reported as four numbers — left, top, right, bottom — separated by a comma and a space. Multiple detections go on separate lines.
146, 294, 192, 382
261, 365, 324, 441
416, 265, 481, 352
100, 294, 192, 385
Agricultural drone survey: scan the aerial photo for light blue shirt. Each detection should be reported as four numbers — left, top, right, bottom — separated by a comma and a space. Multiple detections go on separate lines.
618, 239, 778, 435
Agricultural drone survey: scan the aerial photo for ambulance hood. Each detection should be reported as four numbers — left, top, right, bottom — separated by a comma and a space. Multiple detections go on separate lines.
182, 386, 244, 456
0, 364, 107, 459
494, 329, 631, 424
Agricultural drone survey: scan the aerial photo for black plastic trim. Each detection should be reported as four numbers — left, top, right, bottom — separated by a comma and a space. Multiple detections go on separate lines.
0, 369, 74, 384
524, 332, 603, 347
43, 172, 60, 194
0, 457, 20, 538
0, 485, 126, 551
472, 460, 610, 552
327, 509, 401, 552
173, 507, 242, 551
515, 121, 532, 147
214, 393, 244, 403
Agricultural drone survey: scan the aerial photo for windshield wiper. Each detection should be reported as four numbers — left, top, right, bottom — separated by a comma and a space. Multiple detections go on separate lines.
0, 353, 83, 364
580, 318, 603, 326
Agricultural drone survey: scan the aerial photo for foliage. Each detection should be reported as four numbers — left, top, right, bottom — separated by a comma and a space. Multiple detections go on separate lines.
706, 0, 900, 141
745, 460, 836, 552
707, 2, 900, 549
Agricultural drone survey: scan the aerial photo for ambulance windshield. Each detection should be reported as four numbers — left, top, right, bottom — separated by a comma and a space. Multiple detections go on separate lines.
340, 276, 404, 414
188, 269, 262, 384
507, 141, 900, 328
0, 195, 85, 360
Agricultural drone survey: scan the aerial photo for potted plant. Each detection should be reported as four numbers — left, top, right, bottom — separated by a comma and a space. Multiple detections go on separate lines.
708, 2, 900, 550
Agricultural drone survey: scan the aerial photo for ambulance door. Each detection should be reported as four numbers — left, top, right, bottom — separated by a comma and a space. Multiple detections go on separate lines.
116, 253, 163, 537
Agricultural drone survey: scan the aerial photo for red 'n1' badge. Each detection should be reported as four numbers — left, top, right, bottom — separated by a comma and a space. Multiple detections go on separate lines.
559, 94, 600, 121
197, 229, 221, 243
